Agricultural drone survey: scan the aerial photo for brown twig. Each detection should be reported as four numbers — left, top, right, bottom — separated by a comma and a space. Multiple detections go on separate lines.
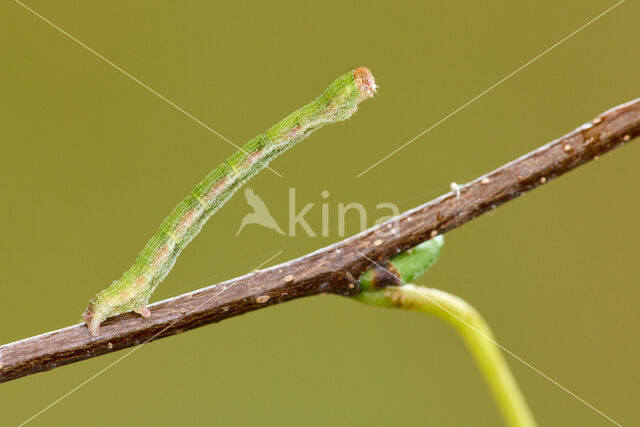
1, 98, 639, 384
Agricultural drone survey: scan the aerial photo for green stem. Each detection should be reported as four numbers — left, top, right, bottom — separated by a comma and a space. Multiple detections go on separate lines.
354, 285, 537, 427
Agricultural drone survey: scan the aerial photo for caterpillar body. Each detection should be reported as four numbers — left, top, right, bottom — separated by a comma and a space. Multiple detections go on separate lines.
84, 67, 377, 336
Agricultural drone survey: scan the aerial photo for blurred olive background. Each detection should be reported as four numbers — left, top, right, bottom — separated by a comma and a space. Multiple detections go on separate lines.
1, 1, 638, 425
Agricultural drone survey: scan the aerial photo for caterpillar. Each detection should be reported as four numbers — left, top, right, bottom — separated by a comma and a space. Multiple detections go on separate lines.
84, 67, 377, 336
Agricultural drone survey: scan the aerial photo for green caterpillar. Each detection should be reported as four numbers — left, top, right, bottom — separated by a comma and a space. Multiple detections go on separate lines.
85, 67, 377, 336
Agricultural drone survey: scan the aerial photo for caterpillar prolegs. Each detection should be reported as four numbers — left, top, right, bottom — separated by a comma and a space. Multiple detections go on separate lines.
84, 67, 377, 336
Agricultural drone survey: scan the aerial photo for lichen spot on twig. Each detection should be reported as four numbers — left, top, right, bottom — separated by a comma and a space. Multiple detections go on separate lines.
256, 295, 270, 303
450, 182, 461, 199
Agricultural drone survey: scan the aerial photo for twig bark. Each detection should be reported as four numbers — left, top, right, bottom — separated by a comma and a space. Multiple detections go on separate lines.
1, 98, 639, 384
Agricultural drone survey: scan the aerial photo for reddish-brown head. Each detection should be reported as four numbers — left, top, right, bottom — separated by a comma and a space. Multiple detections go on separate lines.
353, 67, 377, 102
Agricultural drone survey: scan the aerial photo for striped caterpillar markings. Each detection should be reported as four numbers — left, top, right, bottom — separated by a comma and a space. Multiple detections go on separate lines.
84, 67, 377, 336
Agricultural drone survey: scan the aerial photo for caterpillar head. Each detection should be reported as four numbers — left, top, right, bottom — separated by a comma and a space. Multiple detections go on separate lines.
322, 67, 377, 123
353, 66, 377, 103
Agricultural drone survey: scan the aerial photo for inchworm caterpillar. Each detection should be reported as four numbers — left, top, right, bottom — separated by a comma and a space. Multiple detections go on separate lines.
84, 67, 377, 336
